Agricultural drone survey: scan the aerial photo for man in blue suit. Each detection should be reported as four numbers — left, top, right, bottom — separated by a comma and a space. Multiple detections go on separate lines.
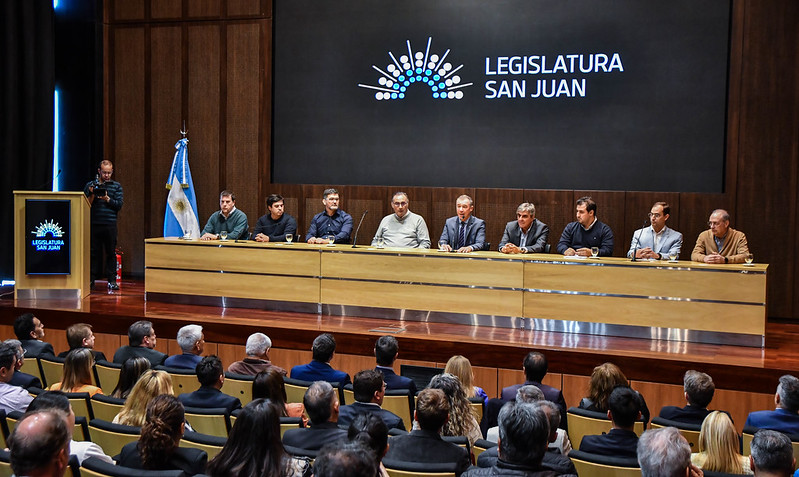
501, 351, 567, 430
374, 335, 416, 395
627, 202, 683, 260
579, 386, 640, 459
291, 333, 351, 386
745, 374, 799, 435
178, 355, 241, 413
498, 203, 549, 254
438, 195, 486, 252
164, 324, 204, 369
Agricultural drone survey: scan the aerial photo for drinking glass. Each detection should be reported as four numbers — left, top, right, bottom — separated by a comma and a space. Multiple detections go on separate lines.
591, 247, 599, 258
377, 237, 385, 249
325, 235, 336, 246
668, 251, 678, 262
285, 233, 293, 244
745, 253, 754, 265
219, 230, 228, 241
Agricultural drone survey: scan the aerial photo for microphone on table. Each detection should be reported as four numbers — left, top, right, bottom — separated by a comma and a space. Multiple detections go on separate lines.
631, 218, 649, 262
351, 210, 369, 248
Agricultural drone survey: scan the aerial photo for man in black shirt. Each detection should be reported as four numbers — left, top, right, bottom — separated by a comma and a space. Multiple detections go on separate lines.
83, 160, 123, 290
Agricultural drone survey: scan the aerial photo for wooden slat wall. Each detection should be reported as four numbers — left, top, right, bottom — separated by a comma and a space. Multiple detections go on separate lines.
103, 0, 799, 319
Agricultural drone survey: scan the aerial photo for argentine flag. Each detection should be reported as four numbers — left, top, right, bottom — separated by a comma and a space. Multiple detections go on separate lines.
164, 138, 201, 239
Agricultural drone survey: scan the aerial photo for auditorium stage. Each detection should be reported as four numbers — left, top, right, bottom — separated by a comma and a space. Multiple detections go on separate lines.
1, 279, 796, 397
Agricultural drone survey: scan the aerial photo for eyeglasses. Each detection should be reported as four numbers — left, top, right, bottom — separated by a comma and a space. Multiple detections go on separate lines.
647, 213, 662, 218
392, 202, 408, 207
708, 221, 725, 227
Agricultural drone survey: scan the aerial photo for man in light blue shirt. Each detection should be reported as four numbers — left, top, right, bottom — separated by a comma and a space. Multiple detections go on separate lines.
627, 202, 683, 260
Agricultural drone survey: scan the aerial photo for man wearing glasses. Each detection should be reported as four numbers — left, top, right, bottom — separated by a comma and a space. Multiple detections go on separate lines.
691, 209, 750, 264
306, 188, 353, 244
371, 192, 431, 248
627, 202, 683, 260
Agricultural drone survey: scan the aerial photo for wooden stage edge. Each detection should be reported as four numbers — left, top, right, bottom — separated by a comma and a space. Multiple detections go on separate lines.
1, 279, 797, 395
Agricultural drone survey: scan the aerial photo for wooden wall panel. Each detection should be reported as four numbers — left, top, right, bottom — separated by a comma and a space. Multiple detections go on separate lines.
429, 188, 475, 245
562, 374, 591, 411
630, 380, 684, 422
228, 0, 268, 18
677, 193, 729, 264
714, 388, 775, 434
474, 189, 525, 252
150, 0, 182, 20
108, 0, 146, 21
530, 190, 574, 253
622, 192, 681, 259
574, 191, 627, 257
188, 0, 221, 19
342, 186, 392, 245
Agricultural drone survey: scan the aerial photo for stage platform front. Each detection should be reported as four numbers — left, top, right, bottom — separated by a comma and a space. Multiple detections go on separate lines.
0, 279, 795, 432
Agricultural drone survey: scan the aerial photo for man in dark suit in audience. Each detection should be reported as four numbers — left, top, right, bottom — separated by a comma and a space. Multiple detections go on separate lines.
112, 320, 167, 367
13, 313, 55, 358
4, 340, 42, 389
163, 324, 204, 370
385, 388, 471, 475
337, 369, 405, 431
283, 381, 347, 451
749, 429, 795, 477
178, 355, 241, 413
56, 323, 107, 361
501, 351, 567, 429
659, 370, 719, 425
579, 386, 640, 458
290, 333, 351, 386
374, 335, 417, 395
745, 374, 799, 435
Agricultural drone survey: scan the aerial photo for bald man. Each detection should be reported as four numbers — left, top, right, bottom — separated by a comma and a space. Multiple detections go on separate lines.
7, 410, 72, 477
691, 209, 750, 264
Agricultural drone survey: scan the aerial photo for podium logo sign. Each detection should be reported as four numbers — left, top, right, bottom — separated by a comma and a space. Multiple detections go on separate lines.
25, 200, 71, 275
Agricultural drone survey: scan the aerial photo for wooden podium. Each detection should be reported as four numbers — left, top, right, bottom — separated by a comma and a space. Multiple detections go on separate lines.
13, 191, 91, 299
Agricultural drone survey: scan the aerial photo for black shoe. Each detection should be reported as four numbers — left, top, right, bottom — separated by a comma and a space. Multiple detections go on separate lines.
107, 283, 120, 291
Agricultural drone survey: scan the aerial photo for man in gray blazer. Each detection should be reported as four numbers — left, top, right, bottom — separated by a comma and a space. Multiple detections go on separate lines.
498, 203, 550, 253
438, 195, 486, 252
627, 202, 683, 260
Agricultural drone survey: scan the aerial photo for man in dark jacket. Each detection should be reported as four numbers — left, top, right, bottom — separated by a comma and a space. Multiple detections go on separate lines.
178, 355, 241, 413
84, 159, 123, 290
283, 381, 347, 451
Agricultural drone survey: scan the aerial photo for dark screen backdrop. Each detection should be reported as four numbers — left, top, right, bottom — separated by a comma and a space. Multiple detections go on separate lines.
273, 0, 730, 192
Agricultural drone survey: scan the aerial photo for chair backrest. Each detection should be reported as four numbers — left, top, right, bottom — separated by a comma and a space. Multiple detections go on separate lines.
650, 417, 701, 450
568, 449, 641, 477
0, 448, 12, 477
91, 394, 127, 422
382, 458, 458, 477
343, 386, 355, 406
24, 358, 44, 388
567, 407, 644, 449
382, 389, 415, 431
81, 456, 185, 477
221, 372, 254, 406
284, 377, 312, 404
183, 406, 230, 437
702, 471, 747, 477
156, 366, 201, 395
742, 426, 799, 458
180, 430, 227, 460
473, 438, 496, 460
64, 392, 95, 421
280, 416, 304, 438
88, 419, 141, 457
468, 396, 484, 424
93, 360, 122, 390
74, 415, 91, 441
39, 356, 66, 390
0, 409, 7, 449
441, 435, 471, 456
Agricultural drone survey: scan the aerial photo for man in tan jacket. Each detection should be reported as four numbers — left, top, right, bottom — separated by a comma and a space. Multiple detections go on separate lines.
691, 209, 750, 264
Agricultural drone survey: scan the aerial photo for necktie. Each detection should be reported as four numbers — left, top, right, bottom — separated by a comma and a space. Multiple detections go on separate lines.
458, 222, 466, 249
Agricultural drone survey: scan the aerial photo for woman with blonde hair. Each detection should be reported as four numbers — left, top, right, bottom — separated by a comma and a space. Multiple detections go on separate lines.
691, 411, 752, 474
113, 369, 174, 427
444, 355, 488, 405
579, 362, 650, 424
47, 348, 102, 396
427, 373, 482, 445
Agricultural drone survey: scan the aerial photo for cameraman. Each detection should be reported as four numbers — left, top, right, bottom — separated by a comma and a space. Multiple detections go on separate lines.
83, 160, 124, 290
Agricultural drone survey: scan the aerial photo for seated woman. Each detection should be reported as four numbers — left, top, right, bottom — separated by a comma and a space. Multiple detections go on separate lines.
427, 373, 482, 446
578, 362, 650, 424
253, 368, 307, 425
47, 348, 102, 396
445, 355, 488, 405
110, 356, 150, 399
348, 412, 390, 477
118, 394, 207, 474
206, 398, 311, 477
113, 369, 174, 427
692, 411, 752, 474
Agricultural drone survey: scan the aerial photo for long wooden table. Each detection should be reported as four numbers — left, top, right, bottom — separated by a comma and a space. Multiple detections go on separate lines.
145, 238, 767, 346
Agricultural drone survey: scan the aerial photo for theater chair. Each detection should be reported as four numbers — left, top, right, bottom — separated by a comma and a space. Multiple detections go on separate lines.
742, 425, 799, 457
92, 360, 122, 390
650, 417, 701, 449
567, 449, 641, 477
566, 407, 644, 449
382, 458, 459, 477
221, 371, 254, 406
87, 419, 140, 457
38, 355, 66, 389
80, 457, 185, 477
180, 430, 227, 460
91, 394, 126, 422
183, 406, 231, 438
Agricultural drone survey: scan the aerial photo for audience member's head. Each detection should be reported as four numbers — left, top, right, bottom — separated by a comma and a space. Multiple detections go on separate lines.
139, 395, 185, 470
415, 388, 450, 432
312, 333, 336, 362
115, 369, 174, 427
65, 323, 96, 351
27, 391, 72, 419
523, 351, 548, 382
14, 313, 43, 341
3, 339, 24, 371
776, 374, 799, 413
0, 342, 18, 382
176, 324, 204, 355
253, 368, 289, 416
444, 355, 477, 398
608, 386, 640, 429
538, 400, 562, 443
128, 320, 156, 348
497, 401, 549, 467
638, 427, 692, 477
697, 411, 745, 474
374, 335, 399, 367
206, 399, 291, 477
353, 369, 385, 404
684, 370, 715, 408
59, 348, 95, 392
8, 410, 71, 477
428, 372, 478, 438
587, 362, 628, 412
348, 412, 389, 467
111, 356, 151, 399
314, 440, 378, 477
750, 429, 795, 477
196, 355, 224, 388
246, 333, 271, 358
516, 384, 545, 404
304, 381, 339, 425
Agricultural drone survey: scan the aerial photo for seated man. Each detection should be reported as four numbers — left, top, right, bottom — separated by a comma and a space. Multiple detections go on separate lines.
4, 340, 42, 389
659, 370, 719, 425
178, 355, 242, 413
637, 427, 701, 477
282, 381, 347, 451
57, 323, 107, 361
0, 343, 34, 413
438, 195, 486, 252
627, 202, 683, 260
252, 193, 297, 242
112, 320, 167, 367
691, 208, 750, 263
164, 324, 204, 370
745, 374, 799, 435
314, 440, 378, 477
290, 333, 350, 385
7, 409, 71, 477
579, 386, 640, 458
385, 388, 471, 476
750, 429, 795, 477
228, 332, 285, 376
306, 188, 353, 244
13, 313, 54, 358
501, 351, 566, 429
498, 202, 549, 254
371, 192, 430, 248
374, 335, 417, 394
200, 190, 249, 240
337, 369, 405, 431
557, 196, 614, 257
